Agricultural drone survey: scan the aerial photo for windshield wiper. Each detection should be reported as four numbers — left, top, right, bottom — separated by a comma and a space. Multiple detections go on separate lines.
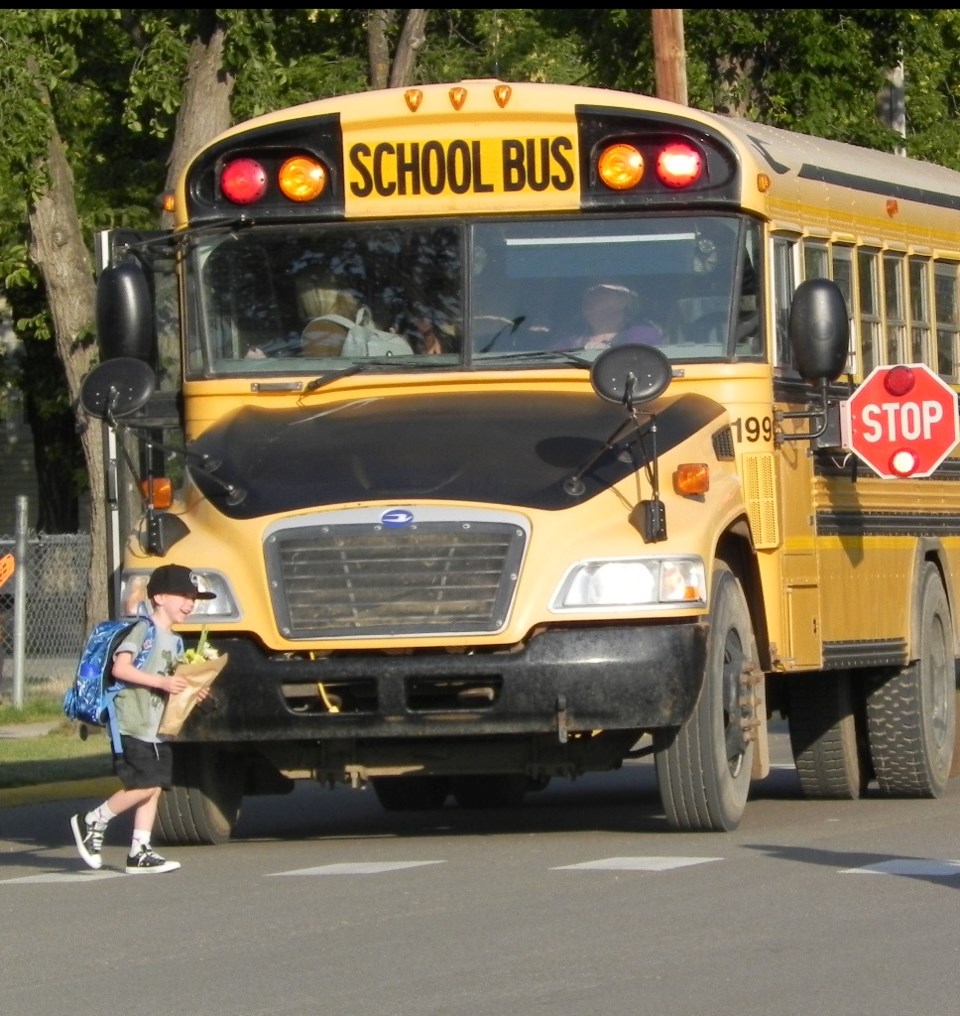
474, 348, 591, 366
302, 363, 366, 392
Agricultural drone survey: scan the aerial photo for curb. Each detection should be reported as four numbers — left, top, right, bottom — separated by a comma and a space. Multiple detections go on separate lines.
0, 776, 118, 809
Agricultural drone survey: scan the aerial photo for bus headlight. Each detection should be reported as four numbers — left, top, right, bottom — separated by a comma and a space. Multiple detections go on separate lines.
552, 557, 706, 610
120, 570, 240, 620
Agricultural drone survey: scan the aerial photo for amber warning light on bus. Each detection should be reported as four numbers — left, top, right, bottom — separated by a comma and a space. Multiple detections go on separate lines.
597, 140, 703, 191
220, 154, 328, 205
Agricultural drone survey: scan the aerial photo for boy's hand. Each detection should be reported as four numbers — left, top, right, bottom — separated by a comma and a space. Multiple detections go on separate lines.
168, 674, 189, 694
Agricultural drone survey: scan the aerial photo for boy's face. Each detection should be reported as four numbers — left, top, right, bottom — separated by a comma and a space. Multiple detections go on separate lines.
153, 592, 200, 622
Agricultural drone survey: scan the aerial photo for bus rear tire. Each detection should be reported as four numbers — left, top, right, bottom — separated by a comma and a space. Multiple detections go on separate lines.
653, 562, 756, 832
787, 672, 871, 799
866, 562, 956, 797
156, 744, 244, 845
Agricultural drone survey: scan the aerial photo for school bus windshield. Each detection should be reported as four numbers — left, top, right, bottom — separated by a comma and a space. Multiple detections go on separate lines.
188, 213, 761, 376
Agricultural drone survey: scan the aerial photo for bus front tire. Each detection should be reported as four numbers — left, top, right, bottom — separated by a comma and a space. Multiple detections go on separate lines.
653, 562, 756, 832
156, 744, 244, 845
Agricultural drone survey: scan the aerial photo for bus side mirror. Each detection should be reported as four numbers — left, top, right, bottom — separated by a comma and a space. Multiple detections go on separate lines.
96, 259, 155, 361
788, 278, 849, 382
79, 357, 156, 421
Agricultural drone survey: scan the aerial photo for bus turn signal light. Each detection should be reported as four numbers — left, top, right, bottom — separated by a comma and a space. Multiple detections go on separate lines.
598, 143, 645, 190
674, 462, 710, 496
279, 156, 327, 202
140, 477, 173, 510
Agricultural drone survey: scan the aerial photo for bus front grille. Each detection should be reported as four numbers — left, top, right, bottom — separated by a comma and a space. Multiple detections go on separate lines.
266, 520, 526, 638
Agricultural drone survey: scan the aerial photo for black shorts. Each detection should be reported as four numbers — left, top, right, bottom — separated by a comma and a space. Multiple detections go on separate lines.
113, 735, 174, 790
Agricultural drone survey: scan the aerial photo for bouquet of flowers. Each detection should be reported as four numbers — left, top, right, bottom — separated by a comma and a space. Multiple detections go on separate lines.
158, 627, 229, 737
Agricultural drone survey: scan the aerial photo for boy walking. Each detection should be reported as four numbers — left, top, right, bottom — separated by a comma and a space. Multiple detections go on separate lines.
70, 564, 215, 874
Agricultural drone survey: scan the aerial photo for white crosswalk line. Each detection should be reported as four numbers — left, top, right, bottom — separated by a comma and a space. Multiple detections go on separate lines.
267, 860, 445, 876
841, 859, 960, 877
2, 871, 122, 884
553, 856, 721, 871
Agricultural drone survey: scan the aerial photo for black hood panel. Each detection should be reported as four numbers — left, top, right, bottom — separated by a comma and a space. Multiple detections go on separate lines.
189, 389, 724, 518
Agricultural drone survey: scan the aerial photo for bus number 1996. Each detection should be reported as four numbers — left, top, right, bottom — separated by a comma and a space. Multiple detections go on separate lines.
732, 416, 774, 443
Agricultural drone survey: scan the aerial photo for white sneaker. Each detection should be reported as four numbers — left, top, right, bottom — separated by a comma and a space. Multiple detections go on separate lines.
125, 845, 181, 874
71, 813, 105, 870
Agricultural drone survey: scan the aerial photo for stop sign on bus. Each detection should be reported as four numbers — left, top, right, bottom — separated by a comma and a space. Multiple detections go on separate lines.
840, 363, 960, 478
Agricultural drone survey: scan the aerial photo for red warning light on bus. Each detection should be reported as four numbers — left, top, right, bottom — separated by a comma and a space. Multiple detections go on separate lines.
656, 143, 703, 188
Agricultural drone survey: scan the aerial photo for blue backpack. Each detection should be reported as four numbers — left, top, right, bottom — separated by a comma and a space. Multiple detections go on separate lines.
63, 618, 154, 753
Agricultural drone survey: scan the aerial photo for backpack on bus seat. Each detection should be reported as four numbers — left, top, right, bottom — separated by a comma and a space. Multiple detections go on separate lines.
308, 308, 413, 358
63, 618, 154, 753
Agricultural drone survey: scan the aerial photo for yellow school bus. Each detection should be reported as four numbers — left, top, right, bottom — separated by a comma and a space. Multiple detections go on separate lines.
84, 79, 960, 843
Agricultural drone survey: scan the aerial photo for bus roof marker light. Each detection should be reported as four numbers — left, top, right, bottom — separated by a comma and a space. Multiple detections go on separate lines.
883, 364, 915, 397
404, 89, 423, 112
278, 155, 326, 202
220, 158, 268, 205
656, 142, 703, 188
598, 143, 644, 190
493, 85, 512, 108
449, 87, 467, 111
886, 198, 899, 217
890, 448, 919, 477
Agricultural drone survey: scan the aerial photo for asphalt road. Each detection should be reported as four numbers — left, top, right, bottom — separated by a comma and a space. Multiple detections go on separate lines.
2, 726, 958, 1016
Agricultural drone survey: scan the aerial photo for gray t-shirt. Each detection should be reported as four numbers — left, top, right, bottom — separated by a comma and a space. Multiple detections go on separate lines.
113, 620, 183, 743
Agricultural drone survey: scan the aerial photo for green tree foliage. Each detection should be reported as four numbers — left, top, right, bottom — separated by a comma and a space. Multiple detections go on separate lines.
6, 8, 960, 540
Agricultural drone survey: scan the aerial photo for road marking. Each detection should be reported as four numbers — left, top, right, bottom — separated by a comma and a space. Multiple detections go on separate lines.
553, 856, 721, 871
2, 870, 122, 884
267, 860, 445, 876
841, 859, 960, 877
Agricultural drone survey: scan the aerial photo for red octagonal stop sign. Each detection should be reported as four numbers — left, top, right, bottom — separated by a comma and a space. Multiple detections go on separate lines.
840, 363, 960, 478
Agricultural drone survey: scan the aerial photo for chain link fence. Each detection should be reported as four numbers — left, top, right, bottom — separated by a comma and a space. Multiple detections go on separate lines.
0, 528, 90, 705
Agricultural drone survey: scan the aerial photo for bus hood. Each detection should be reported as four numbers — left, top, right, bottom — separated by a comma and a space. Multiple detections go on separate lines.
188, 388, 726, 519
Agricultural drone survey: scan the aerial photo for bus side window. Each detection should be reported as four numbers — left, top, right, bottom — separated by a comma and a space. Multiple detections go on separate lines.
735, 221, 761, 354
772, 236, 797, 368
934, 261, 960, 380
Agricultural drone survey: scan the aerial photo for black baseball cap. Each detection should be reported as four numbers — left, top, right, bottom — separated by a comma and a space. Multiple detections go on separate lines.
146, 564, 215, 600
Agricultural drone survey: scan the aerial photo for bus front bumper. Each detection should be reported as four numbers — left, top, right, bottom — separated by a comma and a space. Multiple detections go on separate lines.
182, 622, 709, 742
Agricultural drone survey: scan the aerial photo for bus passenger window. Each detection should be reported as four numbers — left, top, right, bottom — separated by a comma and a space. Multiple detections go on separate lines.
934, 262, 959, 379
858, 249, 881, 374
908, 256, 931, 364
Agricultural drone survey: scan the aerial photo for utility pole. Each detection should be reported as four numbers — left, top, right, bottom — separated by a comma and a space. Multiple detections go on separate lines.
652, 9, 687, 106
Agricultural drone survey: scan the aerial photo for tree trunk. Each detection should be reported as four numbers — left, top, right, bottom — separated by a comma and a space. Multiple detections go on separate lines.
25, 61, 104, 623
162, 24, 234, 225
389, 10, 428, 88
368, 10, 428, 90
368, 10, 394, 90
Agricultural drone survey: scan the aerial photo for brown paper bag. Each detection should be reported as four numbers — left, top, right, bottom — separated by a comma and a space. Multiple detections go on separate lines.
158, 653, 229, 737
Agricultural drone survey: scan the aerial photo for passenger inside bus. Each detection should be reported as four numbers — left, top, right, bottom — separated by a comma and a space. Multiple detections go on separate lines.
408, 311, 459, 354
297, 273, 368, 357
557, 280, 664, 351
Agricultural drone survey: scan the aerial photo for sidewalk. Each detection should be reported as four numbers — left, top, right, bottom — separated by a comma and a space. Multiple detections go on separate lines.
0, 720, 62, 739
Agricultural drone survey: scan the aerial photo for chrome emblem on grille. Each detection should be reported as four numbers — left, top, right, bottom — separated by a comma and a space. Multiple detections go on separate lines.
381, 508, 414, 528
